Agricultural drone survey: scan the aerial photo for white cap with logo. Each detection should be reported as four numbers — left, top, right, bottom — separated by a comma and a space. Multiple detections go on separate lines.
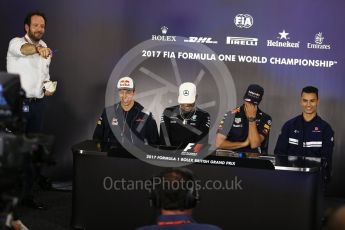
117, 76, 134, 90
178, 82, 197, 104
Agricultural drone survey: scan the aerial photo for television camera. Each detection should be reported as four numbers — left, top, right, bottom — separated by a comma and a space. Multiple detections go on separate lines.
0, 72, 54, 229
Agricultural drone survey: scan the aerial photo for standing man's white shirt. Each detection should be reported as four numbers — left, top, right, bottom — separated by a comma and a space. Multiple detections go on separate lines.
6, 34, 51, 98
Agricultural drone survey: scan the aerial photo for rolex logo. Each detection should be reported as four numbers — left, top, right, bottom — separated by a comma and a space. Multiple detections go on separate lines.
161, 26, 168, 35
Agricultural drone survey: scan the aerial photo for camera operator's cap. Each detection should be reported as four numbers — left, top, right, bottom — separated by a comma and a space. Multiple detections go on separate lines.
243, 84, 264, 105
178, 82, 196, 104
117, 76, 134, 90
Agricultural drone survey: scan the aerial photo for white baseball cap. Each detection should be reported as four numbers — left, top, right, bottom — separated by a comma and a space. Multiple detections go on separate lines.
178, 82, 196, 104
117, 76, 134, 90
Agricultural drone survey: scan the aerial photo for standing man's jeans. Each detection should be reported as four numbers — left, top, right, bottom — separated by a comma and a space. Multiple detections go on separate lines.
23, 98, 46, 134
21, 97, 46, 201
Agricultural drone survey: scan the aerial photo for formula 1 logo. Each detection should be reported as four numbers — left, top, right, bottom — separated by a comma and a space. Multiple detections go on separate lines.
234, 14, 253, 28
184, 37, 218, 44
183, 143, 203, 154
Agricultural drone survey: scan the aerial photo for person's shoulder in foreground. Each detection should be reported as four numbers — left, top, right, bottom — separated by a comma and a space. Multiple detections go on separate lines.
137, 214, 222, 230
136, 168, 222, 230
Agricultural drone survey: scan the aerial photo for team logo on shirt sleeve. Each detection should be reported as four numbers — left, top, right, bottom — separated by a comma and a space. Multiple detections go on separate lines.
206, 116, 210, 127
263, 122, 271, 135
111, 117, 118, 126
218, 119, 224, 129
231, 107, 240, 114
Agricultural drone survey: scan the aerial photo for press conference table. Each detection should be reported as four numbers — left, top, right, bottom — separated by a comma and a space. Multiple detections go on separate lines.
71, 140, 323, 230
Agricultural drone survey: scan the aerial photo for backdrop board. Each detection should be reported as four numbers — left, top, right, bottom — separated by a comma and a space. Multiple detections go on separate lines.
0, 0, 344, 197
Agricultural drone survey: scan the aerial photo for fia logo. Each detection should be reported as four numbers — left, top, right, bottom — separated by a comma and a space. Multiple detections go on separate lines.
234, 117, 241, 124
234, 14, 253, 28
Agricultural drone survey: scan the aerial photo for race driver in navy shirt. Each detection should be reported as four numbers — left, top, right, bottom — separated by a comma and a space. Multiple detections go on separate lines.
216, 84, 272, 155
274, 86, 334, 182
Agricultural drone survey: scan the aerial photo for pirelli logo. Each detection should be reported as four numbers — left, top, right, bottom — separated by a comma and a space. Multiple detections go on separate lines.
226, 37, 258, 46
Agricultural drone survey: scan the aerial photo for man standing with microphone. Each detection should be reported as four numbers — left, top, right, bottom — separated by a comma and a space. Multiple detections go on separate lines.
6, 11, 57, 210
7, 10, 56, 133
